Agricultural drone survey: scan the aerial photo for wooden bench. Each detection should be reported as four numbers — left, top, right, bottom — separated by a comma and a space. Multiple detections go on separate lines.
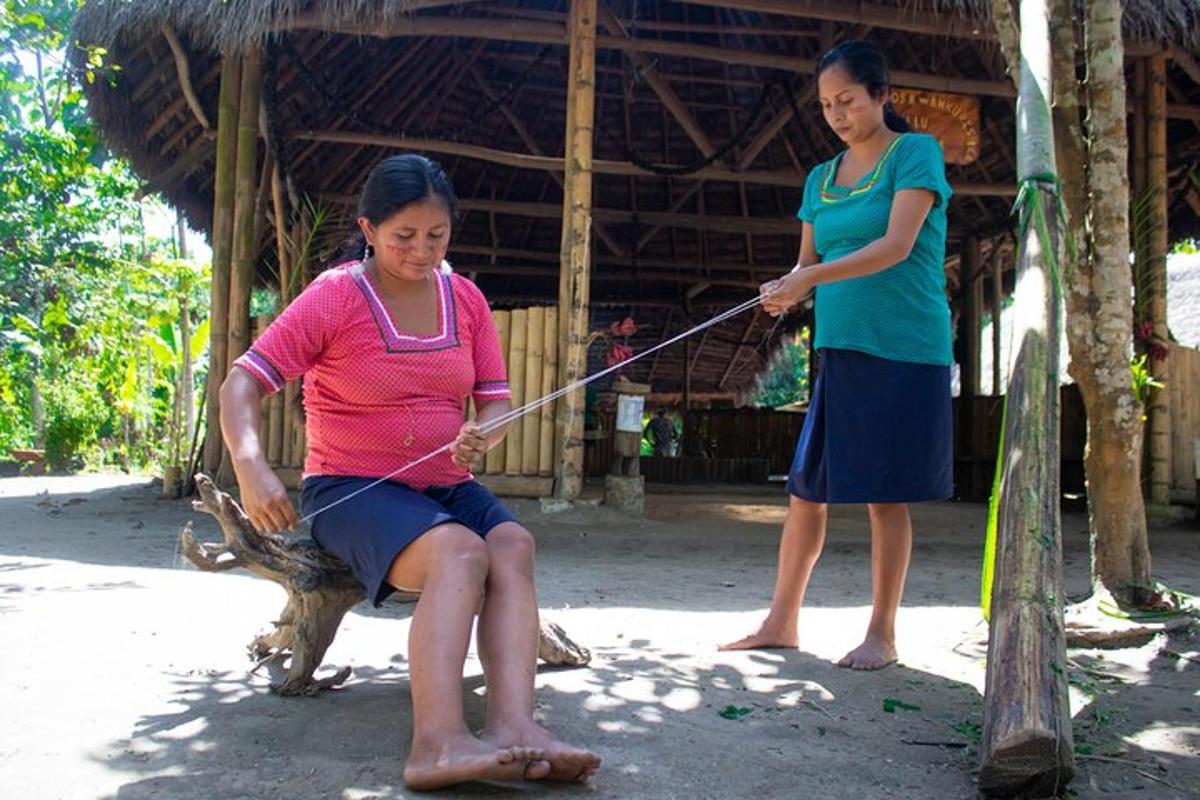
180, 475, 590, 696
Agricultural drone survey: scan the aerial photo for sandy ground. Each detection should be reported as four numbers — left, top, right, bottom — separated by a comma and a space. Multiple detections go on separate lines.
0, 473, 1197, 800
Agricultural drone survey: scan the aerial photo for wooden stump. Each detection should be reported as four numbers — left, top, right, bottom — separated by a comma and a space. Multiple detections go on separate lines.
180, 474, 591, 696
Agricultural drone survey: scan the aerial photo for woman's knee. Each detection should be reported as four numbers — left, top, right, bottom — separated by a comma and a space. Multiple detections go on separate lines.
485, 523, 536, 571
423, 523, 490, 579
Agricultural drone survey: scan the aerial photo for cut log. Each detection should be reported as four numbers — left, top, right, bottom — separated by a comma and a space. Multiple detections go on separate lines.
180, 474, 590, 697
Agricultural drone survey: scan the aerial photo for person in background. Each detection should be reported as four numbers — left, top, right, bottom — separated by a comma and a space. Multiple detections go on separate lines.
720, 41, 953, 670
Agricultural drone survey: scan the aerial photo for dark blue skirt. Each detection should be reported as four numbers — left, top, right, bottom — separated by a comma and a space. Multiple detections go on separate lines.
787, 348, 953, 504
300, 477, 517, 606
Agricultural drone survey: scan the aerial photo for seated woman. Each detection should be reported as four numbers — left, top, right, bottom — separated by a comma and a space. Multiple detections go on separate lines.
219, 154, 600, 790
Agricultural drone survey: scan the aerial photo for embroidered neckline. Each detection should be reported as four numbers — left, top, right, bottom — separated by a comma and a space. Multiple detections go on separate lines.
351, 264, 460, 353
819, 133, 906, 204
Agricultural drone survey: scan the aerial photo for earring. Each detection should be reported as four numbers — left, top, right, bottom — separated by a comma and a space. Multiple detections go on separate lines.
364, 243, 375, 259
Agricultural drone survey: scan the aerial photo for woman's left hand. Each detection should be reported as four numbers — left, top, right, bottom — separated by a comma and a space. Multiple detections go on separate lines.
450, 422, 488, 469
760, 269, 814, 317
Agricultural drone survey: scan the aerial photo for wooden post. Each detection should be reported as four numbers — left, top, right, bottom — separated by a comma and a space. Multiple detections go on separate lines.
979, 0, 1074, 794
554, 0, 597, 499
227, 47, 263, 377
271, 164, 292, 303
539, 307, 559, 477
487, 310, 512, 475
522, 307, 546, 475
962, 236, 982, 398
991, 245, 1003, 396
220, 47, 263, 485
201, 53, 241, 478
1146, 51, 1172, 506
506, 308, 528, 476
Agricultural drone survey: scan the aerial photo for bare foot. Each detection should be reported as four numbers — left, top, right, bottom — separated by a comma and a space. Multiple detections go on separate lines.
484, 722, 601, 782
403, 734, 550, 791
836, 634, 897, 670
718, 627, 799, 651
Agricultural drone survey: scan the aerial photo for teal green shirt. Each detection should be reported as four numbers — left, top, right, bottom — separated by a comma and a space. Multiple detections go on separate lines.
798, 132, 953, 366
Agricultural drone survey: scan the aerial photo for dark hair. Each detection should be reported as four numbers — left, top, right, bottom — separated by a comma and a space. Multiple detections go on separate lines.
336, 153, 459, 263
816, 40, 911, 133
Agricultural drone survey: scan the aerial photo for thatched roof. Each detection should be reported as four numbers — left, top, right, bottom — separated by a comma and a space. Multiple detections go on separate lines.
73, 0, 1200, 400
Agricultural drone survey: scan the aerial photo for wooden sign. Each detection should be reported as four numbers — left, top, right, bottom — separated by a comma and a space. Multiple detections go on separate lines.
890, 88, 980, 165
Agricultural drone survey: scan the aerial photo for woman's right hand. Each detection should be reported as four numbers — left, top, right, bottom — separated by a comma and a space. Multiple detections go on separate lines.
234, 458, 299, 533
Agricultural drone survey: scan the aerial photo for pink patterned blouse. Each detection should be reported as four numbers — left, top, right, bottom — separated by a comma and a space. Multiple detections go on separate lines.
232, 261, 511, 490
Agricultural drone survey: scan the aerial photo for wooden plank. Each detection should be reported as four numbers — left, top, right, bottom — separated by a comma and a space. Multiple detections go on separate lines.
505, 308, 528, 476
521, 307, 545, 475
477, 473, 555, 498
539, 307, 558, 477
1147, 53, 1172, 505
486, 310, 512, 475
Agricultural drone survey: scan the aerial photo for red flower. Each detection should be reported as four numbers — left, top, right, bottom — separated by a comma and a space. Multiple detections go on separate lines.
610, 317, 638, 337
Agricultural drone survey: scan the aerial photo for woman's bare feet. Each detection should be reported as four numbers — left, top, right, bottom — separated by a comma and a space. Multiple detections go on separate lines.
836, 633, 897, 670
718, 623, 799, 652
483, 722, 601, 782
403, 734, 550, 791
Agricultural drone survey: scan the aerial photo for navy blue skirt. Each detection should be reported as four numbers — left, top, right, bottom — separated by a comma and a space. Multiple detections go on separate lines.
787, 348, 953, 504
300, 477, 517, 606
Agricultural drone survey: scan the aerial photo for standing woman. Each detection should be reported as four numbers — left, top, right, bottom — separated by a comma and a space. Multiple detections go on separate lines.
721, 41, 953, 670
219, 154, 599, 788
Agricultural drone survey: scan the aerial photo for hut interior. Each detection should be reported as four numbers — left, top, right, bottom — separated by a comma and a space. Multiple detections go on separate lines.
74, 0, 1200, 496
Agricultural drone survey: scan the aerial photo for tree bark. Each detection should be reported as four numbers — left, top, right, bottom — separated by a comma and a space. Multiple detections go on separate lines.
1074, 0, 1153, 594
979, 0, 1074, 793
181, 475, 591, 696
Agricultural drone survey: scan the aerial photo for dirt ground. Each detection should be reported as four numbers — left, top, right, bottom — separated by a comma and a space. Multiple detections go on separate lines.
0, 473, 1197, 800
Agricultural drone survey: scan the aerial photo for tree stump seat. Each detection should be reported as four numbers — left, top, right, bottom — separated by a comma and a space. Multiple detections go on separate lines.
180, 474, 591, 696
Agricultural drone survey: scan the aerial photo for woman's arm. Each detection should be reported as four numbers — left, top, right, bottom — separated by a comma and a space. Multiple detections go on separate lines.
219, 368, 299, 532
763, 189, 935, 316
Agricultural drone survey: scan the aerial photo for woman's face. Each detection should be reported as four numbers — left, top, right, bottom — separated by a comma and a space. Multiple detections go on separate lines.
358, 198, 452, 282
818, 65, 886, 145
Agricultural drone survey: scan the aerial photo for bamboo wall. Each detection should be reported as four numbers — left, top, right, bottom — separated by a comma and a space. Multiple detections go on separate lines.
1168, 345, 1200, 504
481, 306, 559, 481
255, 315, 306, 475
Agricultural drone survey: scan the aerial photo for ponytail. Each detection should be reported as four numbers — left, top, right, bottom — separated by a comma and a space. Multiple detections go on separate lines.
883, 101, 911, 133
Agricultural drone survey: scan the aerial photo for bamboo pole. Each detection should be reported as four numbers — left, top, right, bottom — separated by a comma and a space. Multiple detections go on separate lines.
486, 310, 512, 474
979, 0, 1074, 793
227, 47, 263, 374
1146, 51, 1172, 506
539, 307, 558, 477
506, 308, 528, 476
219, 47, 263, 485
522, 306, 545, 475
554, 0, 597, 499
201, 53, 242, 478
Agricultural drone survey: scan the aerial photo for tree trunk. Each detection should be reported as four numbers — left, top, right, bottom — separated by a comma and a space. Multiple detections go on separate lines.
554, 0, 598, 499
181, 475, 591, 696
202, 54, 242, 477
1073, 0, 1153, 594
979, 0, 1074, 793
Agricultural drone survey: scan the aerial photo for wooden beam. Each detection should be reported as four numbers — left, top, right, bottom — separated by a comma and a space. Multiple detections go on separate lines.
161, 24, 211, 130
598, 1, 722, 163
293, 130, 807, 187
459, 197, 801, 235
718, 312, 759, 389
279, 13, 1018, 97
466, 62, 627, 258
1172, 45, 1200, 88
555, 0, 597, 499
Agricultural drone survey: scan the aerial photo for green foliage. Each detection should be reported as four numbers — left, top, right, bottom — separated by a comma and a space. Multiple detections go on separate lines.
1130, 353, 1163, 408
749, 328, 810, 408
0, 0, 211, 472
